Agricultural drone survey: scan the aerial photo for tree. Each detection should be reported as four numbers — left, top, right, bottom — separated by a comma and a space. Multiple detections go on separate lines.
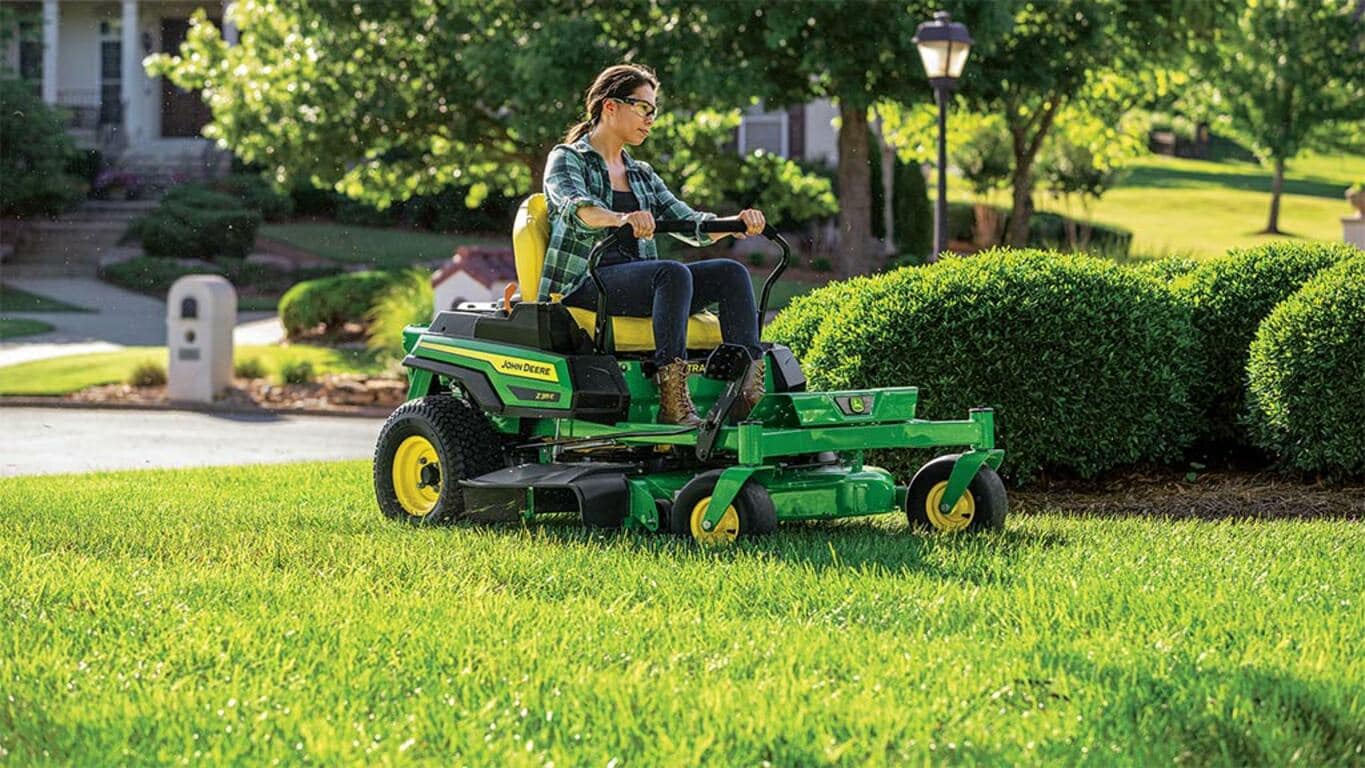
1189, 0, 1365, 234
148, 0, 830, 216
688, 1, 1012, 276
961, 0, 1214, 246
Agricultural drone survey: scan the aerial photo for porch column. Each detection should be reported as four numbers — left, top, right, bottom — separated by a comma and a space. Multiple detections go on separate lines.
121, 0, 142, 142
222, 1, 239, 45
40, 0, 57, 104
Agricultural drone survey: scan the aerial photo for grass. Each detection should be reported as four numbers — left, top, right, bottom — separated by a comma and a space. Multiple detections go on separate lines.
0, 345, 385, 396
1, 460, 1362, 765
0, 285, 91, 313
260, 223, 503, 270
0, 318, 54, 340
1028, 152, 1365, 260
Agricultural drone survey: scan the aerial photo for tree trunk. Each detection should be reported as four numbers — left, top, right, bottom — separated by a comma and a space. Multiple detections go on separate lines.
836, 102, 879, 277
1006, 157, 1035, 247
1263, 156, 1285, 234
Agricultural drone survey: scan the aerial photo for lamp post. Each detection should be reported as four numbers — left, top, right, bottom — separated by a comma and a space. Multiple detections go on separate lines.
913, 11, 973, 259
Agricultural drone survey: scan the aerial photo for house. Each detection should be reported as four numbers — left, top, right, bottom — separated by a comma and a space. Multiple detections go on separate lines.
432, 245, 519, 312
736, 100, 840, 166
1, 0, 236, 182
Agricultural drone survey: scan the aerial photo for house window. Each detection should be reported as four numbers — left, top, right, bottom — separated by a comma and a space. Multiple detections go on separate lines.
98, 19, 123, 126
738, 104, 789, 157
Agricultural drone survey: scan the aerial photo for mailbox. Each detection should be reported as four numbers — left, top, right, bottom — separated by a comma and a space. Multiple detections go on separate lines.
167, 275, 236, 402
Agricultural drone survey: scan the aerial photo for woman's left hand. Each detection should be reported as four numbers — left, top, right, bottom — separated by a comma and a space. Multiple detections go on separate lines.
734, 209, 766, 239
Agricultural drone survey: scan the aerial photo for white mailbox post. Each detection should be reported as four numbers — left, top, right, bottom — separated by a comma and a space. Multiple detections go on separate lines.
167, 275, 236, 402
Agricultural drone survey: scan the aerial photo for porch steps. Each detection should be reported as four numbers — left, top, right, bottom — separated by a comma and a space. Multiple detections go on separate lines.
5, 202, 151, 277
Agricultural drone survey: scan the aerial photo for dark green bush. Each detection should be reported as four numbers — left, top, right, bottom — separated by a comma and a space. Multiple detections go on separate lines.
101, 255, 227, 296
0, 79, 86, 217
1245, 257, 1365, 478
762, 273, 885, 361
234, 357, 268, 379
128, 361, 168, 387
1171, 241, 1357, 451
278, 358, 316, 385
894, 160, 933, 263
277, 271, 405, 338
290, 183, 341, 217
135, 198, 261, 262
206, 173, 294, 222
797, 249, 1197, 482
336, 197, 400, 228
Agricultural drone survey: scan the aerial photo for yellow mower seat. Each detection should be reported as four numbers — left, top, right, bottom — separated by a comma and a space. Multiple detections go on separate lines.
512, 194, 723, 353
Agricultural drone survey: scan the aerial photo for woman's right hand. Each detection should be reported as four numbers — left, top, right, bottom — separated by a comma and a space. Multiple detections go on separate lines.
619, 210, 655, 240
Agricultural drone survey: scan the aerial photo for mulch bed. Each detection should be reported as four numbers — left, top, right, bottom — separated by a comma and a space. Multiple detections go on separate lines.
1012, 468, 1365, 521
65, 373, 408, 416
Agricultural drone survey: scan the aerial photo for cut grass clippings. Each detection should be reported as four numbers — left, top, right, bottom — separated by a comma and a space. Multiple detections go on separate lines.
0, 345, 385, 396
1, 460, 1363, 765
0, 284, 92, 313
0, 318, 55, 340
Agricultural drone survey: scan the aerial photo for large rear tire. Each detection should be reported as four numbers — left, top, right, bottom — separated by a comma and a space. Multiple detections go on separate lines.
905, 454, 1007, 533
373, 396, 505, 525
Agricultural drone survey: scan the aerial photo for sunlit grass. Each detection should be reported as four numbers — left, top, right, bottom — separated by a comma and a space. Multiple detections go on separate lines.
0, 345, 385, 395
2, 461, 1362, 765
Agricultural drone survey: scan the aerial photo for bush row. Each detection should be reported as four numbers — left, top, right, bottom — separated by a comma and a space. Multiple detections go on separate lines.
766, 242, 1363, 481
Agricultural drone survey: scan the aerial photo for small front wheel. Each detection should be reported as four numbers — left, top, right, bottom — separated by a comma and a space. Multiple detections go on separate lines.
905, 455, 1007, 533
669, 469, 777, 545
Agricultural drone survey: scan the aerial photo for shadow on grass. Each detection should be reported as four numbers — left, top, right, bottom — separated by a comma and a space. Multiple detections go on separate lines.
434, 514, 1068, 585
1123, 164, 1349, 200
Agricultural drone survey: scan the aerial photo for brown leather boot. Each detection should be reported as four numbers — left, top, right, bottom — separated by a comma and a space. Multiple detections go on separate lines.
656, 358, 701, 427
732, 358, 766, 421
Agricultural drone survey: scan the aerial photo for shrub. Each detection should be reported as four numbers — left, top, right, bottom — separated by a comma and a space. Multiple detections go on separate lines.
1127, 254, 1202, 283
763, 273, 885, 362
277, 271, 405, 338
893, 160, 933, 263
0, 79, 86, 217
278, 358, 316, 385
131, 186, 262, 262
205, 174, 294, 222
365, 270, 435, 361
1245, 257, 1365, 478
1171, 241, 1357, 451
800, 249, 1197, 481
234, 357, 267, 379
128, 361, 167, 387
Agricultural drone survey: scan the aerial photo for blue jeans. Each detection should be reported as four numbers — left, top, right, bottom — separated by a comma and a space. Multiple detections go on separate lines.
563, 258, 761, 367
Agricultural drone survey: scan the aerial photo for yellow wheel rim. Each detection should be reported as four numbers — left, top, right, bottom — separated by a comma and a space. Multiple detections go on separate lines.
925, 481, 975, 532
392, 435, 441, 516
689, 496, 740, 545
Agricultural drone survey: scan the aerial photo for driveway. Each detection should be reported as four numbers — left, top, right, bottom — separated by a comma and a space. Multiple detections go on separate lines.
1, 407, 383, 477
1, 277, 284, 367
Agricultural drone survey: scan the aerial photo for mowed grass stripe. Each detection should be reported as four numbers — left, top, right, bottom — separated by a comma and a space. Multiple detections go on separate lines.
2, 461, 1362, 766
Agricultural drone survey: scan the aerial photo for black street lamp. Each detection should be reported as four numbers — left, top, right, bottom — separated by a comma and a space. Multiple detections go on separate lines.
913, 11, 973, 259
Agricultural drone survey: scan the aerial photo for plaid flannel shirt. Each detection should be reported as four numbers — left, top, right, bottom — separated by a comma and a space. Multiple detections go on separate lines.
539, 136, 715, 301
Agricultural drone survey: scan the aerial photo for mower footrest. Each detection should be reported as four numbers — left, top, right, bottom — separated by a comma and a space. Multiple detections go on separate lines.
460, 462, 636, 527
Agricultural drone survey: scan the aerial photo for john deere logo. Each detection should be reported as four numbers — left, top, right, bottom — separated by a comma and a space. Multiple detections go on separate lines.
850, 397, 866, 413
499, 358, 554, 378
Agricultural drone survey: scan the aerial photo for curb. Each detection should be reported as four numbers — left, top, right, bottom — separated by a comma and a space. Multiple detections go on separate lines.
0, 395, 391, 419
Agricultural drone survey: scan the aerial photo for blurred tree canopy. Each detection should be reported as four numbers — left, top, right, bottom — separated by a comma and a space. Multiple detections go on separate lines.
148, 0, 832, 219
1185, 0, 1365, 234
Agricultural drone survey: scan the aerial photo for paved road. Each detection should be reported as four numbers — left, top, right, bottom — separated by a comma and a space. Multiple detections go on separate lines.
0, 277, 285, 367
1, 407, 383, 477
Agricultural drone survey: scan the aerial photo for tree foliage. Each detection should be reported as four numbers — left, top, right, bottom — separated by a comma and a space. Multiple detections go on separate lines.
1186, 0, 1365, 233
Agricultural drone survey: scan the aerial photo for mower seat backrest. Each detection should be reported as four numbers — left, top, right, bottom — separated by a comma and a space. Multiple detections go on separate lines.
510, 194, 723, 353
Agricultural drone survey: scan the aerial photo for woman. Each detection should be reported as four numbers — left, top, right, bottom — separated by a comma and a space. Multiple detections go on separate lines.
542, 63, 767, 427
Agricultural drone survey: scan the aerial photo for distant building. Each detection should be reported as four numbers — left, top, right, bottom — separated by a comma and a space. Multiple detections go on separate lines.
432, 246, 518, 312
736, 99, 840, 165
1, 0, 236, 181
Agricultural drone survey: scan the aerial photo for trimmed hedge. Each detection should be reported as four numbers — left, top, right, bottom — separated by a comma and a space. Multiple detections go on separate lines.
129, 186, 262, 262
761, 273, 884, 361
1129, 255, 1202, 283
790, 249, 1196, 481
1246, 257, 1365, 478
278, 271, 405, 338
1171, 241, 1357, 450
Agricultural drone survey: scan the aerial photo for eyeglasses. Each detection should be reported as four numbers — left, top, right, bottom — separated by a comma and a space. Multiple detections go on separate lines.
610, 96, 657, 120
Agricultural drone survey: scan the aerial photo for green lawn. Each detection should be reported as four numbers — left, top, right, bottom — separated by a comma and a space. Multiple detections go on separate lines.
1025, 152, 1365, 259
0, 345, 385, 395
260, 223, 503, 270
1, 461, 1361, 765
0, 318, 55, 340
0, 284, 91, 313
